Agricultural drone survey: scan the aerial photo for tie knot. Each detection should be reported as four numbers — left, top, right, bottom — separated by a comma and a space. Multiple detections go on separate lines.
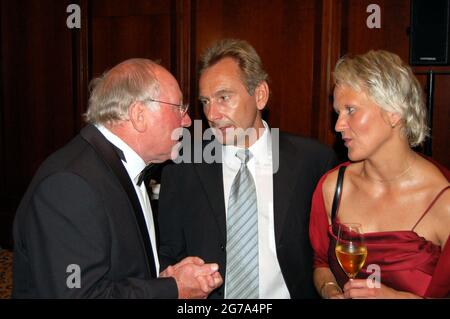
235, 149, 251, 164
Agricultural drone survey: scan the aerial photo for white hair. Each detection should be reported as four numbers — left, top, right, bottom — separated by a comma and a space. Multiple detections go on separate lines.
85, 58, 160, 125
334, 50, 428, 147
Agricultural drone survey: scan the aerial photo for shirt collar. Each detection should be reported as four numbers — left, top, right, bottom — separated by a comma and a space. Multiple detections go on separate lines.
96, 124, 146, 183
222, 120, 271, 167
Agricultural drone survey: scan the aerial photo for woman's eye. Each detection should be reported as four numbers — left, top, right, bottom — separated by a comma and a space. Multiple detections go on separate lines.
200, 99, 209, 106
346, 106, 355, 114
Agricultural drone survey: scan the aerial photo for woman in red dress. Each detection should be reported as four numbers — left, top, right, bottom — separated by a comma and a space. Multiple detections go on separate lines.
309, 50, 450, 299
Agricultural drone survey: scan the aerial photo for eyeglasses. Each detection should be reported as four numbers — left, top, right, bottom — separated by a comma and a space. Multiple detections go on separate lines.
146, 98, 189, 117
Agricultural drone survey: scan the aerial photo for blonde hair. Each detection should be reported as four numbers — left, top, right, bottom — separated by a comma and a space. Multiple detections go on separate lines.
85, 58, 160, 125
199, 38, 268, 95
333, 50, 428, 147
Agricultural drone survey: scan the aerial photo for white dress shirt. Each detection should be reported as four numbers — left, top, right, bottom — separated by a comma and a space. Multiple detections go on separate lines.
96, 125, 160, 275
222, 120, 290, 298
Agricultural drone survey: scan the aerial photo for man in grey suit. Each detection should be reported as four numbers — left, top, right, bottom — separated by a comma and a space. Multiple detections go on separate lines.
158, 39, 337, 299
13, 58, 222, 298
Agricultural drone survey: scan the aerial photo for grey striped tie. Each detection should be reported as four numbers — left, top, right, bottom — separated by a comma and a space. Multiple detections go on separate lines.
225, 149, 259, 299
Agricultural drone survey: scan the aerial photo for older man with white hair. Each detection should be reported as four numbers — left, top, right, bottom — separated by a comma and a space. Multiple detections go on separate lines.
13, 58, 222, 298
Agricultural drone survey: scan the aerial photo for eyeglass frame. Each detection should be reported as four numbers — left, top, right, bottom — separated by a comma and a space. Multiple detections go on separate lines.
144, 98, 189, 117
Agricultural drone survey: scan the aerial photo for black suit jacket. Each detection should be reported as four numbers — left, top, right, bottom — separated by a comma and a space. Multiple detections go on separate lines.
12, 125, 176, 298
158, 132, 337, 299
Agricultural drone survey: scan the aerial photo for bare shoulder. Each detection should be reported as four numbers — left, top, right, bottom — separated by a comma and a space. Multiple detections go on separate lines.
322, 163, 360, 194
431, 187, 450, 215
322, 169, 339, 197
419, 157, 450, 245
430, 188, 450, 246
420, 156, 449, 185
322, 163, 357, 217
322, 170, 338, 221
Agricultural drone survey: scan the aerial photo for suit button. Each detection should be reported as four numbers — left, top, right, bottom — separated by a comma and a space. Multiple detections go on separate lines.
220, 244, 225, 251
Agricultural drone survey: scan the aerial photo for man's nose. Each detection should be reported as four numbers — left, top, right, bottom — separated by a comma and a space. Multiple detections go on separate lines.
204, 102, 222, 121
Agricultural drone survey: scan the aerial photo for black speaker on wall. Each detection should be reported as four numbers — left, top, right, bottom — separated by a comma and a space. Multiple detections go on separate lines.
410, 0, 450, 65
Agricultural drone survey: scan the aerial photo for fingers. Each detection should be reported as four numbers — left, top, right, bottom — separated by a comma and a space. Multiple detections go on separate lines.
177, 256, 205, 267
344, 289, 376, 299
192, 263, 219, 277
173, 261, 223, 299
196, 272, 223, 290
192, 267, 223, 296
212, 272, 223, 287
343, 280, 376, 299
196, 275, 213, 293
159, 265, 174, 278
344, 279, 367, 289
194, 272, 223, 296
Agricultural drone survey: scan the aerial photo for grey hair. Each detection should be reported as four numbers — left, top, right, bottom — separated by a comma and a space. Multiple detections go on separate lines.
333, 50, 428, 147
85, 58, 160, 125
199, 38, 268, 95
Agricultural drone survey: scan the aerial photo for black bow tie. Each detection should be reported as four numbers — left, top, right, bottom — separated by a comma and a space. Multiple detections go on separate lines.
137, 164, 155, 186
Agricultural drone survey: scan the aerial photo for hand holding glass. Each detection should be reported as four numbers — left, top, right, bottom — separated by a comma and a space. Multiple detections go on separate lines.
335, 223, 367, 279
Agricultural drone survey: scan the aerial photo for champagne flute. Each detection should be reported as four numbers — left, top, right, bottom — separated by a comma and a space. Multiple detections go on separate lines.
335, 223, 367, 279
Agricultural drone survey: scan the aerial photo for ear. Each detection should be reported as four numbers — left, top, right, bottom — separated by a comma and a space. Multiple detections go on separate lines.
254, 81, 269, 111
128, 102, 148, 132
387, 111, 402, 128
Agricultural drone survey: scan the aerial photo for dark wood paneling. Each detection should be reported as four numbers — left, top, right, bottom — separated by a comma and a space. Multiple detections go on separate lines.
0, 0, 4, 218
1, 0, 75, 201
341, 0, 411, 59
90, 0, 173, 77
74, 0, 90, 130
194, 0, 319, 137
415, 71, 450, 168
313, 0, 343, 146
1, 0, 76, 247
173, 0, 194, 115
91, 0, 171, 17
432, 75, 450, 168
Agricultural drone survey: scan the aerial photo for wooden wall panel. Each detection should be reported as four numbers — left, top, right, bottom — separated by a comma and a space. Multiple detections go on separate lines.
90, 0, 174, 78
173, 0, 193, 111
432, 75, 450, 168
313, 0, 343, 147
194, 0, 319, 137
0, 0, 76, 247
415, 73, 450, 168
341, 0, 411, 59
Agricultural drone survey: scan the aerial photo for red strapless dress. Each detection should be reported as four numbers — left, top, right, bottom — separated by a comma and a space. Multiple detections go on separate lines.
309, 162, 450, 298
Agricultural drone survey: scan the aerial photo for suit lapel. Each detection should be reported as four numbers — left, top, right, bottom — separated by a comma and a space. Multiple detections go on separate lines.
80, 125, 157, 277
273, 133, 300, 244
195, 135, 300, 244
194, 142, 227, 242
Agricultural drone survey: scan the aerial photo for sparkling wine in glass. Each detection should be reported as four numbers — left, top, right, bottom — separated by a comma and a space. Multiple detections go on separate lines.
335, 223, 367, 279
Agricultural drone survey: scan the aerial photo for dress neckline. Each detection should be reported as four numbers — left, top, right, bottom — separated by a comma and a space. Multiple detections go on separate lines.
328, 220, 441, 249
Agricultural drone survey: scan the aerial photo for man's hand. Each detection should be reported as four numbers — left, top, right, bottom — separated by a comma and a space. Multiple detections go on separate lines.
160, 256, 223, 299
